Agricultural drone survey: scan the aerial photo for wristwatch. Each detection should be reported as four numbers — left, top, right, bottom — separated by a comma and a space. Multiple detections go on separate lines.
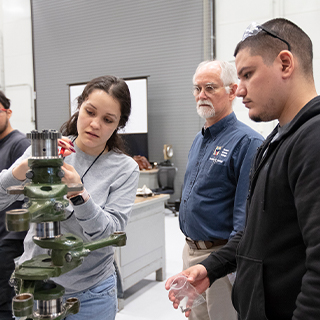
68, 189, 89, 206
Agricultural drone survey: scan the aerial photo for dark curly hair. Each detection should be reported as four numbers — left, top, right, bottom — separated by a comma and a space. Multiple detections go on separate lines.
0, 91, 10, 109
60, 75, 131, 153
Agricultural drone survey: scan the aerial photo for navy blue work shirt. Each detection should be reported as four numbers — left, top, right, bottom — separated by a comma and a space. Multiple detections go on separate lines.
179, 112, 264, 241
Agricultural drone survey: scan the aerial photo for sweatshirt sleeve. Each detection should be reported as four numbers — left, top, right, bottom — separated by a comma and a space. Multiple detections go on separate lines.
0, 146, 31, 211
71, 158, 139, 240
200, 230, 241, 285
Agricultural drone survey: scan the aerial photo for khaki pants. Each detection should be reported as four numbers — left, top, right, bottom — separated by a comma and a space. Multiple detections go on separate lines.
182, 242, 237, 320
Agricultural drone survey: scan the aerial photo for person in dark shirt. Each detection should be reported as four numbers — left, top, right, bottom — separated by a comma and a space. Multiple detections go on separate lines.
166, 18, 320, 320
0, 90, 30, 319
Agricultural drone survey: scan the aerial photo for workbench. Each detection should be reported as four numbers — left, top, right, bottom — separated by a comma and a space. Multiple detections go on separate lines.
115, 194, 169, 309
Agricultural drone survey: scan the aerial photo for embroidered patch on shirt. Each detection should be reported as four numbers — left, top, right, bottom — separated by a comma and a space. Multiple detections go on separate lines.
209, 146, 229, 164
213, 146, 222, 156
221, 148, 229, 157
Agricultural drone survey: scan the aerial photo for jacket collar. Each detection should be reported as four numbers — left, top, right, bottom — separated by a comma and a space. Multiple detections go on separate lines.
249, 96, 320, 208
268, 95, 320, 143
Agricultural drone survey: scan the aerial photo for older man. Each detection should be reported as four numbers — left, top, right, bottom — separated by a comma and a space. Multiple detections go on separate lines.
178, 60, 263, 320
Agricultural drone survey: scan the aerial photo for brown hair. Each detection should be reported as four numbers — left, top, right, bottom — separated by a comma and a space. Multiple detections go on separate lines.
61, 75, 131, 153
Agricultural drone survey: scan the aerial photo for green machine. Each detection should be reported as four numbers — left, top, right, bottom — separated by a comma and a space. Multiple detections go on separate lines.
5, 130, 126, 319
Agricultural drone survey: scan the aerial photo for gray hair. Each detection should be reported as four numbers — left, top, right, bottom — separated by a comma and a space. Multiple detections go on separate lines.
193, 60, 238, 93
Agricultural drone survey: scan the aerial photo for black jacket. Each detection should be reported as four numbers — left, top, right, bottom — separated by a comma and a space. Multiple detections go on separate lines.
201, 96, 320, 319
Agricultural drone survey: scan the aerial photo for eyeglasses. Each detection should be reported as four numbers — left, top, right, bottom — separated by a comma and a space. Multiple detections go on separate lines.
0, 108, 8, 114
192, 84, 228, 97
242, 22, 291, 51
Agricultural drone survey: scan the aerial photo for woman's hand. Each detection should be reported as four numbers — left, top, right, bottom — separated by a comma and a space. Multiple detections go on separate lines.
61, 162, 81, 185
59, 137, 79, 185
61, 162, 84, 198
58, 137, 76, 157
59, 137, 82, 197
12, 159, 30, 181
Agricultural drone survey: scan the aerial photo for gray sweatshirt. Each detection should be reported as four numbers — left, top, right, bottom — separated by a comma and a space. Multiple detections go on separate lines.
0, 143, 139, 294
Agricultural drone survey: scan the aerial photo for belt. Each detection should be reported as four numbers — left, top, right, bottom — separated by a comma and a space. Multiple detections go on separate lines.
186, 237, 228, 250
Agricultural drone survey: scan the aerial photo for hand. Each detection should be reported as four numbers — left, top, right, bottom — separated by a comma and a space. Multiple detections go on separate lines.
61, 162, 82, 197
133, 155, 152, 170
165, 265, 210, 317
12, 159, 30, 181
58, 137, 76, 157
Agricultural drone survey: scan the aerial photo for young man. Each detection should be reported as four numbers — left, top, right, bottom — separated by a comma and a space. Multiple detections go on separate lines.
0, 91, 30, 319
166, 18, 320, 320
178, 60, 263, 320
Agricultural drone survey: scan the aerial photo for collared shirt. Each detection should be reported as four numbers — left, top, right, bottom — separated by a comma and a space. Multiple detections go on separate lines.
179, 112, 263, 241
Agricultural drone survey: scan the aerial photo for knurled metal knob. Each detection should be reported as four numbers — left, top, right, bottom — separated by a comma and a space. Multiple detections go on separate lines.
56, 169, 65, 178
25, 170, 34, 179
27, 129, 61, 140
27, 129, 61, 158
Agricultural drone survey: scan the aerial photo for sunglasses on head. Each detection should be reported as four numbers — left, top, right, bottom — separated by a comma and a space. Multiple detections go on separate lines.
242, 22, 291, 51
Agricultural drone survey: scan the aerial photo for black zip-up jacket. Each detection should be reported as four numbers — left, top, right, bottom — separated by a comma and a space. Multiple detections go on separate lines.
201, 96, 320, 319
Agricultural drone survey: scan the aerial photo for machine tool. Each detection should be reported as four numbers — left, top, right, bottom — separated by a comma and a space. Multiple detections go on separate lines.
5, 130, 126, 319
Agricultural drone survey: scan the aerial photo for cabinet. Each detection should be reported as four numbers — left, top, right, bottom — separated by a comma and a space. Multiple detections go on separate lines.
115, 194, 169, 309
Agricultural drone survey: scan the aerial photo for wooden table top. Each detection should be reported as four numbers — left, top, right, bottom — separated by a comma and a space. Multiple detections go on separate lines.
134, 193, 169, 204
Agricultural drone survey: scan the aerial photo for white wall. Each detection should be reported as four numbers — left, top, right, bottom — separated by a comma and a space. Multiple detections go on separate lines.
216, 0, 320, 138
0, 0, 35, 134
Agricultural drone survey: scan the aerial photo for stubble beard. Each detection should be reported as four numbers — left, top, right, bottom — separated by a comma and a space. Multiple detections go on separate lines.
0, 118, 8, 135
250, 114, 263, 122
249, 99, 277, 123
